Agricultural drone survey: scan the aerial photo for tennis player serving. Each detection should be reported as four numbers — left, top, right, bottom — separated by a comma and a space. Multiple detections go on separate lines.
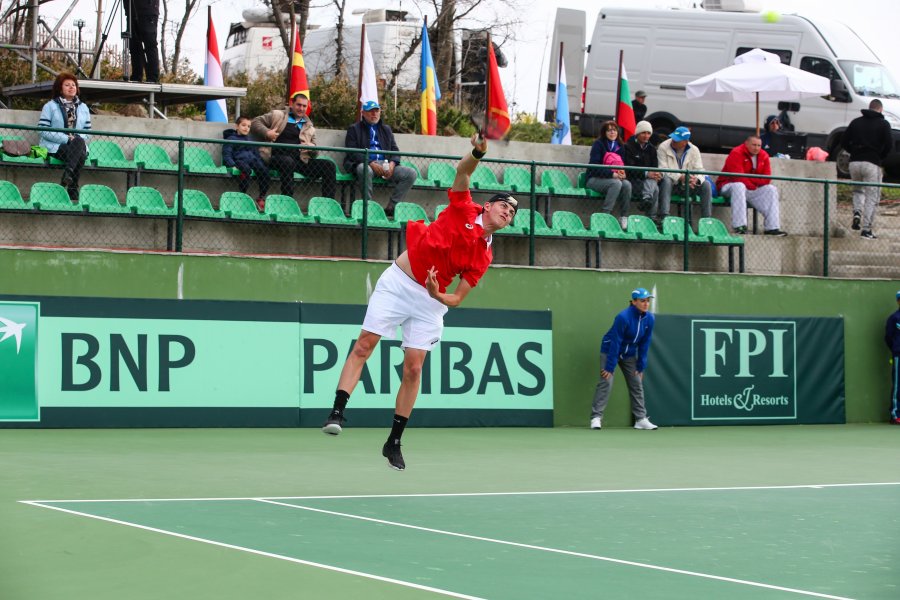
322, 133, 518, 470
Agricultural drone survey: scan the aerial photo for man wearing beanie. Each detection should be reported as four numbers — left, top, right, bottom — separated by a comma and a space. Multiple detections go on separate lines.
623, 120, 671, 227
886, 291, 900, 424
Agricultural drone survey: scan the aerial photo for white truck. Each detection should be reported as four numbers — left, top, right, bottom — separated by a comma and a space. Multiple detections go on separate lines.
549, 2, 900, 177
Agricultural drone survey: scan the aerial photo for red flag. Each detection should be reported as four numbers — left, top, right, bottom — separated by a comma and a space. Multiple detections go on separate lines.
615, 60, 635, 140
289, 29, 311, 114
485, 41, 510, 140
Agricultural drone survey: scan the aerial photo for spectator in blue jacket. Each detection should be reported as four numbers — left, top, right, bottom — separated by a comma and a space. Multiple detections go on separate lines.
344, 100, 417, 218
223, 115, 271, 210
584, 120, 632, 229
887, 290, 900, 425
590, 287, 658, 431
38, 72, 91, 201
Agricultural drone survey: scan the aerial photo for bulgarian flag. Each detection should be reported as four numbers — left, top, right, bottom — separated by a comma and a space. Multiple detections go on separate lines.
289, 29, 311, 114
616, 59, 636, 140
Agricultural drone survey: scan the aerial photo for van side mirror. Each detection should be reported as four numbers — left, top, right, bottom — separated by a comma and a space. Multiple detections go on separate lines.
777, 101, 800, 113
830, 79, 851, 103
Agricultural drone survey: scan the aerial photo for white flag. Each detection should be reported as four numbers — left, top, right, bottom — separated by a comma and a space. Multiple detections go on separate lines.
359, 26, 379, 107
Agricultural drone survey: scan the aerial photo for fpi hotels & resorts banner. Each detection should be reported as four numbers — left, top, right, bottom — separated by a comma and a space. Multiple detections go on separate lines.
0, 296, 553, 428
645, 315, 845, 425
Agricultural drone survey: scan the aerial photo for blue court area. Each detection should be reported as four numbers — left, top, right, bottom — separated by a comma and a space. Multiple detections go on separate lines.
27, 482, 899, 599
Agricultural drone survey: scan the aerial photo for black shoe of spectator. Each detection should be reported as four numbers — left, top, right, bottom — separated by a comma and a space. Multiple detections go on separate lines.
764, 229, 788, 237
66, 187, 78, 202
860, 230, 877, 240
384, 203, 395, 218
734, 226, 747, 234
851, 211, 861, 230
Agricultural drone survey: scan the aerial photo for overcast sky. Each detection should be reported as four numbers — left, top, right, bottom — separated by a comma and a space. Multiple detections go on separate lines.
39, 0, 900, 120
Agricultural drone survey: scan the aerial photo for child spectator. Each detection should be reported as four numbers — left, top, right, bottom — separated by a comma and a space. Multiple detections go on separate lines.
223, 116, 270, 210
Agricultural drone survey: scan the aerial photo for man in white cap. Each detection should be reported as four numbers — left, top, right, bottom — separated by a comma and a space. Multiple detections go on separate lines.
623, 120, 671, 226
344, 100, 418, 217
590, 287, 658, 431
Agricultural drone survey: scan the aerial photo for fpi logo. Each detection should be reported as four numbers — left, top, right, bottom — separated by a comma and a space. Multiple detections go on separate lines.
0, 302, 40, 421
691, 319, 797, 421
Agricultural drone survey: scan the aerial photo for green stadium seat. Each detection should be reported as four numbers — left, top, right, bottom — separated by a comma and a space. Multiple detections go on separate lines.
80, 184, 131, 214
352, 199, 400, 229
589, 213, 637, 240
541, 169, 587, 196
2, 153, 46, 165
178, 189, 223, 219
89, 140, 137, 170
308, 196, 357, 226
319, 155, 355, 184
552, 210, 595, 238
0, 180, 30, 210
134, 143, 178, 171
471, 165, 514, 192
392, 201, 429, 225
401, 160, 434, 188
627, 215, 675, 241
504, 166, 550, 195
662, 216, 708, 243
512, 208, 560, 236
427, 162, 456, 188
698, 217, 745, 245
577, 172, 603, 198
220, 191, 271, 221
264, 195, 315, 224
126, 186, 175, 217
30, 182, 82, 211
183, 147, 229, 175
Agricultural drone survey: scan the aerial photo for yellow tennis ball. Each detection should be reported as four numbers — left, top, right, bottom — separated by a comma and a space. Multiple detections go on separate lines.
762, 10, 781, 23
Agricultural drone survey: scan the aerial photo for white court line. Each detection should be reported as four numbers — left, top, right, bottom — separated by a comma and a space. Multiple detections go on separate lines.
20, 501, 487, 600
256, 498, 855, 600
20, 480, 900, 504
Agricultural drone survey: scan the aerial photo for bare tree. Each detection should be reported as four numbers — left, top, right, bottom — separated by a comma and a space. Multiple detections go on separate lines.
169, 0, 202, 76
330, 0, 346, 78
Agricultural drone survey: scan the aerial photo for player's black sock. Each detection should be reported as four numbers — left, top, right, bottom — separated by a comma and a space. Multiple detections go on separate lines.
387, 414, 408, 445
333, 390, 349, 411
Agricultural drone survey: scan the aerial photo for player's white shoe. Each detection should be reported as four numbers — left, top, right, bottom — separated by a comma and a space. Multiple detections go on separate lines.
633, 417, 658, 430
590, 417, 602, 430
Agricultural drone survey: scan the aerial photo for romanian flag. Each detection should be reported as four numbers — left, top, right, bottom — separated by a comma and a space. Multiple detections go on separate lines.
484, 41, 510, 140
289, 29, 311, 114
419, 22, 441, 135
616, 62, 636, 140
204, 10, 226, 122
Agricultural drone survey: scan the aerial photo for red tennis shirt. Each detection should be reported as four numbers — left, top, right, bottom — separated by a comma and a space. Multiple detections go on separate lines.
406, 189, 493, 293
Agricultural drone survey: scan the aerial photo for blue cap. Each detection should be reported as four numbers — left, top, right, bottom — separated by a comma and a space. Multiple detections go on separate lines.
632, 288, 654, 300
896, 290, 900, 299
669, 126, 691, 141
361, 100, 380, 111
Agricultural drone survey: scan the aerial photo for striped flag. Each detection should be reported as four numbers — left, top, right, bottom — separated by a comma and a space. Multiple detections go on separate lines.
550, 49, 571, 145
204, 10, 227, 122
419, 21, 441, 135
289, 29, 311, 114
616, 58, 636, 140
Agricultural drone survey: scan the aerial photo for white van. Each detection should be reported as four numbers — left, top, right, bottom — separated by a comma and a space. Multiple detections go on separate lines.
550, 3, 900, 177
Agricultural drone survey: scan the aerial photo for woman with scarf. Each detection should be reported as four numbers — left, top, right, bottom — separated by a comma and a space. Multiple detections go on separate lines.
39, 72, 91, 200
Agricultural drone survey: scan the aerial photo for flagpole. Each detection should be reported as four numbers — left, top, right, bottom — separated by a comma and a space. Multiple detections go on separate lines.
556, 42, 564, 124
357, 23, 366, 117
288, 20, 296, 104
614, 49, 624, 125
483, 32, 490, 137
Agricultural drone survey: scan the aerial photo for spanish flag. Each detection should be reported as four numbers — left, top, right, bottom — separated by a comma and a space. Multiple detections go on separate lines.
289, 29, 311, 114
419, 21, 441, 135
485, 40, 510, 140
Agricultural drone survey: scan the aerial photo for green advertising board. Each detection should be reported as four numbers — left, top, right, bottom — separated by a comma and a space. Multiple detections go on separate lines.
645, 315, 845, 425
0, 296, 553, 428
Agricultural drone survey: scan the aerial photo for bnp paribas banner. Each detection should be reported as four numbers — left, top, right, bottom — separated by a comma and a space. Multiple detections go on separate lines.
645, 315, 845, 425
0, 296, 552, 428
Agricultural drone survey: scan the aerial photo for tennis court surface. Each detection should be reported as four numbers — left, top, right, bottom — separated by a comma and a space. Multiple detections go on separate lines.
4, 425, 899, 599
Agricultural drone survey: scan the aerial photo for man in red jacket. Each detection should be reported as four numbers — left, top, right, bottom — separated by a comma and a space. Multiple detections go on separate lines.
717, 135, 787, 236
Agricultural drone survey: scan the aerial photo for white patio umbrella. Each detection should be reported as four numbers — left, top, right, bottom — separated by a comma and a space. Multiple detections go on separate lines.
685, 48, 831, 134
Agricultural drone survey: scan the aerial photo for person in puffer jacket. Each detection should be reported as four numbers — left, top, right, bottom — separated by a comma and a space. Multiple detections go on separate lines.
223, 115, 270, 210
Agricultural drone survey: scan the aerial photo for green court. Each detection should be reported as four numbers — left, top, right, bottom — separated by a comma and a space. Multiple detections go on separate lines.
3, 425, 899, 599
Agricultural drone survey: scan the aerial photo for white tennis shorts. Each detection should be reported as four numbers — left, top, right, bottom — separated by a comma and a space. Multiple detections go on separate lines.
362, 263, 449, 351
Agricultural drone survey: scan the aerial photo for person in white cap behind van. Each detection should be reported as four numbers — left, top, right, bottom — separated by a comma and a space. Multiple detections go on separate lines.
623, 120, 671, 227
590, 287, 658, 431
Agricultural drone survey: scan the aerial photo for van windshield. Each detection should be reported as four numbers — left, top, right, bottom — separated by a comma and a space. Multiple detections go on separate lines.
838, 61, 900, 98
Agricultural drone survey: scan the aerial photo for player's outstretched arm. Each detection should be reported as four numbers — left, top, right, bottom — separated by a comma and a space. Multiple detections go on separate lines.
451, 133, 488, 192
425, 267, 473, 308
